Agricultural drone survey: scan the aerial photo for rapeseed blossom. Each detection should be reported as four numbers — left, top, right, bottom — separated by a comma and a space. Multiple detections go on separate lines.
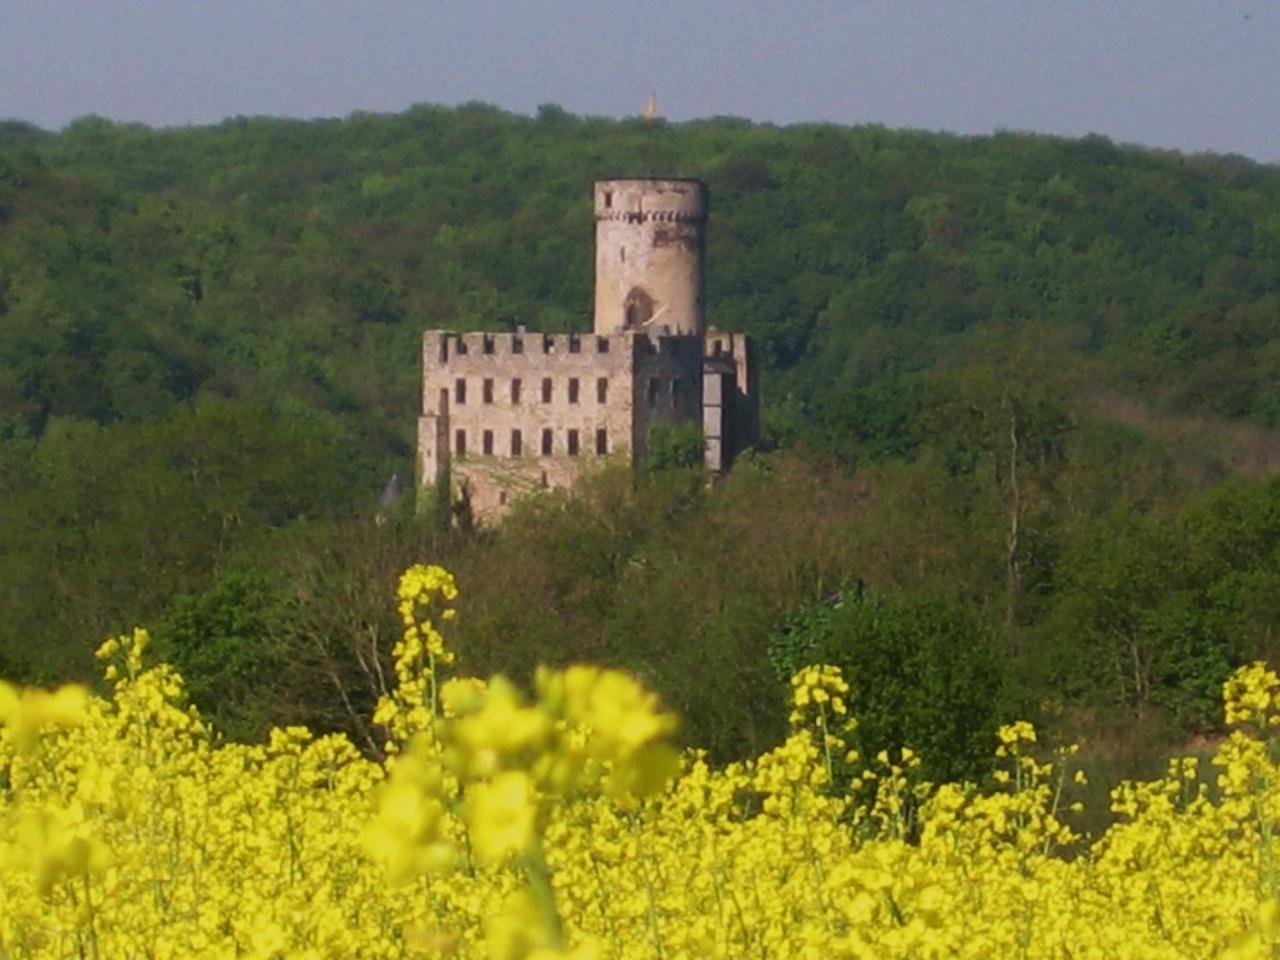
3, 567, 1280, 957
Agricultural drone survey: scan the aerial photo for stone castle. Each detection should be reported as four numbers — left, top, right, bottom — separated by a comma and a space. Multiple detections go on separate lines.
417, 178, 758, 520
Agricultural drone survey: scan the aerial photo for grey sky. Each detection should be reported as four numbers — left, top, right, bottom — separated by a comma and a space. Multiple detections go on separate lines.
3, 1, 1278, 162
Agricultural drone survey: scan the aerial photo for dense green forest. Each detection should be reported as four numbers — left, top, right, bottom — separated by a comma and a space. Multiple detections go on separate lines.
3, 104, 1280, 789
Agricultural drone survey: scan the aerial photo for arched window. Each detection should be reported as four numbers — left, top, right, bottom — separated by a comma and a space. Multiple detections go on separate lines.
623, 287, 655, 328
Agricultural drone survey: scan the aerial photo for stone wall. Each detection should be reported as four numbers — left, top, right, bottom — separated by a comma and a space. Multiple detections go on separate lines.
705, 329, 759, 467
419, 329, 704, 521
594, 179, 707, 336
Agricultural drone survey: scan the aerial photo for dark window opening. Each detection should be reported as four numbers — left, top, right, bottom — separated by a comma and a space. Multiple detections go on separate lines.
456, 339, 468, 355
482, 430, 494, 455
483, 378, 494, 403
624, 287, 655, 329
596, 428, 608, 455
569, 334, 581, 354
597, 337, 610, 353
620, 247, 626, 263
604, 190, 612, 208
541, 428, 553, 455
499, 491, 507, 506
511, 378, 522, 403
541, 377, 553, 403
568, 378, 579, 403
483, 335, 495, 355
647, 378, 658, 408
455, 429, 466, 456
511, 429, 522, 457
455, 379, 466, 404
567, 429, 580, 456
597, 377, 608, 403
513, 336, 524, 354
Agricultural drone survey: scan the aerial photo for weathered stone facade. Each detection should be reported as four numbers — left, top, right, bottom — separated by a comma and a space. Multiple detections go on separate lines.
418, 178, 757, 522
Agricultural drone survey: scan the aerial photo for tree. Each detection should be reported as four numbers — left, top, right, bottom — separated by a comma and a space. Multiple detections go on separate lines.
1046, 507, 1229, 728
645, 421, 705, 472
151, 569, 288, 741
769, 588, 1008, 783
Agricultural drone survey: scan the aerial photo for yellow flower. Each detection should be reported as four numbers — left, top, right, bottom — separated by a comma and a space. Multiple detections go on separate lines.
467, 771, 538, 865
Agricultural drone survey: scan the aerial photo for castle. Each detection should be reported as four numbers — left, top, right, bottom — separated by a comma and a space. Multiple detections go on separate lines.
417, 178, 758, 520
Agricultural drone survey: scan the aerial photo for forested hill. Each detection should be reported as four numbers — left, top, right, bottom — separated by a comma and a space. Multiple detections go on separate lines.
4, 105, 1280, 776
4, 105, 1280, 457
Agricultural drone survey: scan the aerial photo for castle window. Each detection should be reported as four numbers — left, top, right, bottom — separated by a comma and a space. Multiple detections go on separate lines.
596, 377, 608, 403
647, 378, 658, 408
483, 378, 494, 404
567, 429, 580, 456
597, 337, 609, 353
511, 429, 522, 457
541, 428, 553, 455
456, 338, 468, 355
513, 336, 524, 354
595, 428, 608, 455
483, 335, 495, 355
604, 190, 612, 208
620, 247, 625, 263
483, 430, 494, 455
624, 287, 655, 329
511, 378, 522, 403
542, 378, 553, 403
569, 334, 581, 354
568, 378, 579, 403
455, 378, 466, 405
455, 429, 466, 456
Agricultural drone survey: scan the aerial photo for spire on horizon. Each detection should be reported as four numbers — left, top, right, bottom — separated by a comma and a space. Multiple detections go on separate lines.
643, 92, 659, 124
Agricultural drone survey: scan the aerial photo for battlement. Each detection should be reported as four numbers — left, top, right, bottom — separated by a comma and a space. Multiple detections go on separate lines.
423, 328, 715, 369
704, 329, 751, 359
425, 330, 622, 364
594, 209, 705, 225
593, 178, 707, 220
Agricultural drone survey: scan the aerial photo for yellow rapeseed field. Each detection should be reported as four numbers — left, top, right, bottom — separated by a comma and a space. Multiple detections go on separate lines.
3, 564, 1280, 958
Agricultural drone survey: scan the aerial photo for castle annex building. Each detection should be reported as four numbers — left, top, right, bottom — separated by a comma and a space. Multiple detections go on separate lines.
418, 178, 758, 520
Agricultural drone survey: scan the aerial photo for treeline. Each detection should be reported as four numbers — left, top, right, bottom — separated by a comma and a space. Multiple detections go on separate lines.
2, 105, 1280, 778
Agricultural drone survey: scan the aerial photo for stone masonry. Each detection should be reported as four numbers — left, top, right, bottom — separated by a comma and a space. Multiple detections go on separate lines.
418, 178, 758, 522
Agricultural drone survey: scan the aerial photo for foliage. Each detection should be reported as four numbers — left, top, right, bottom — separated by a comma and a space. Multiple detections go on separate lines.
149, 569, 288, 741
1044, 476, 1280, 731
4, 104, 1280, 772
644, 420, 705, 471
0, 401, 353, 683
770, 587, 1009, 783
6, 570, 1280, 957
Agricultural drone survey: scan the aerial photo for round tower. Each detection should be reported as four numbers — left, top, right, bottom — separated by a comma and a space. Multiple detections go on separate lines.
593, 178, 707, 336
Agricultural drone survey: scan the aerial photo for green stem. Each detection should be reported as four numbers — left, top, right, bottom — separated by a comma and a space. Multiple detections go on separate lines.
525, 836, 565, 950
81, 870, 100, 960
817, 703, 834, 787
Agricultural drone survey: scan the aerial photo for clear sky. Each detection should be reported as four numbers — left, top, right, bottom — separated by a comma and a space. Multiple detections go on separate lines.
3, 0, 1278, 162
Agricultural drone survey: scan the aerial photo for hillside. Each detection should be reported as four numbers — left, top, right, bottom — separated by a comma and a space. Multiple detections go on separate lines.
2, 105, 1280, 770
